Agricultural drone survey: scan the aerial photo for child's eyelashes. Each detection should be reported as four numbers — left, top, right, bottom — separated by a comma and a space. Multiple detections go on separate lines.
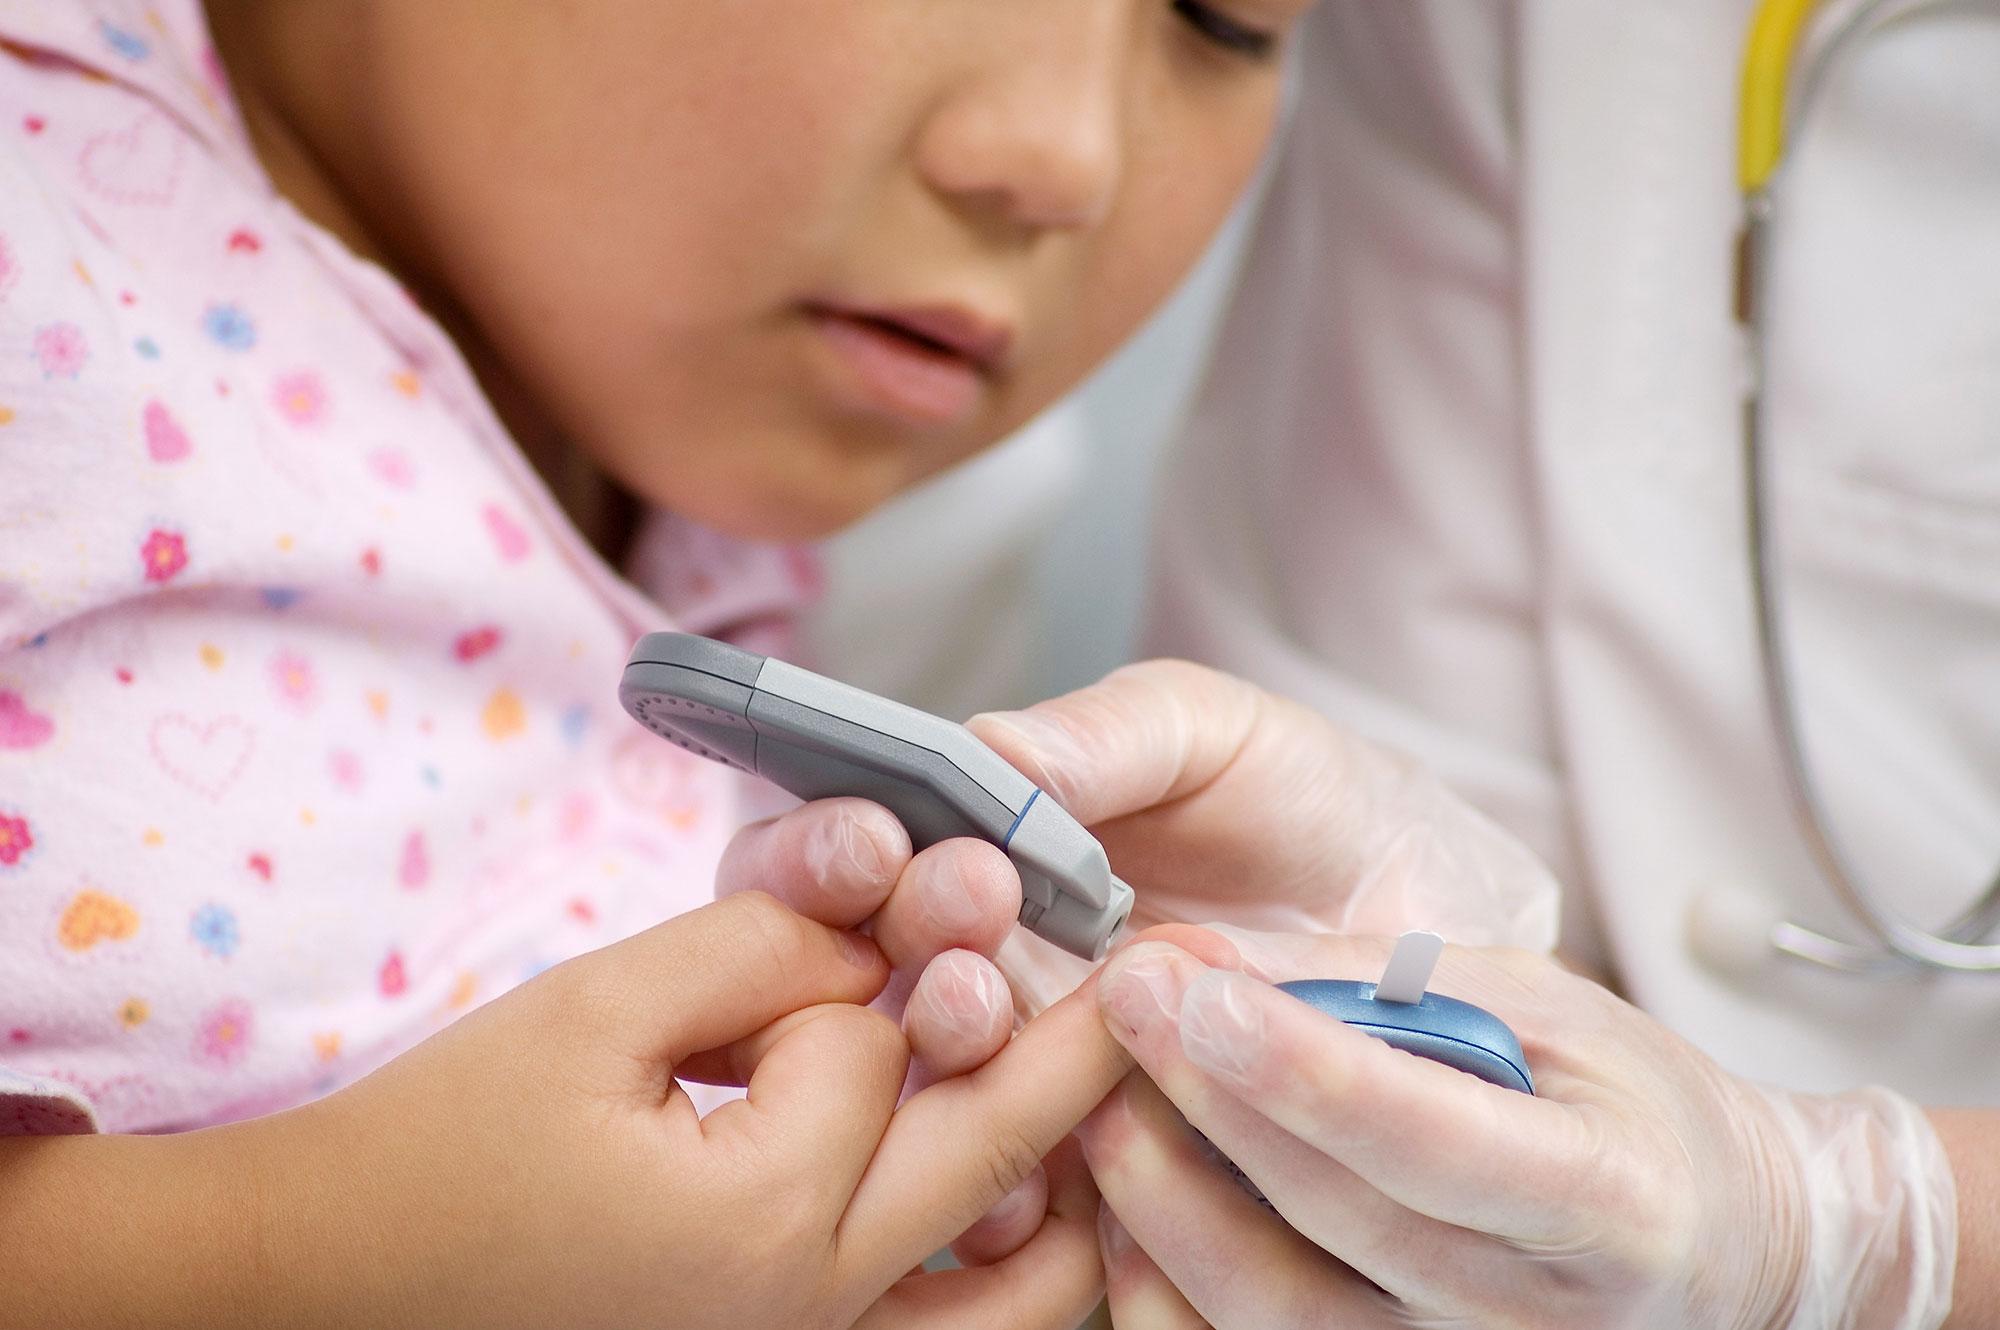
1171, 0, 1279, 62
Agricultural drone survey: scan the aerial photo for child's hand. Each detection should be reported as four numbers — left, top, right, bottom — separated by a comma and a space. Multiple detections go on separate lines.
718, 798, 1062, 1273
5, 893, 1130, 1329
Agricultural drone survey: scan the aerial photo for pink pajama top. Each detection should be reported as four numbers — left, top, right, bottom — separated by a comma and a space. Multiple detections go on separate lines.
0, 0, 819, 1135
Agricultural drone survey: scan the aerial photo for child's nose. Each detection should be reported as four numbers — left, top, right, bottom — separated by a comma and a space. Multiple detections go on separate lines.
914, 7, 1126, 234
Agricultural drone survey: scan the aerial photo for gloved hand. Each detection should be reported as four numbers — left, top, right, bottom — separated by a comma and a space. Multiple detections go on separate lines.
1082, 927, 1957, 1330
967, 660, 1561, 1011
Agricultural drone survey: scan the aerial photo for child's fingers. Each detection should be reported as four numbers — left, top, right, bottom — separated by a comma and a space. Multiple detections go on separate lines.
836, 979, 1133, 1288
717, 797, 911, 928
1099, 1202, 1210, 1329
567, 892, 888, 1072
903, 949, 1014, 1087
704, 1002, 910, 1209
949, 1164, 1049, 1268
872, 838, 1022, 968
854, 1139, 1104, 1330
671, 999, 861, 1087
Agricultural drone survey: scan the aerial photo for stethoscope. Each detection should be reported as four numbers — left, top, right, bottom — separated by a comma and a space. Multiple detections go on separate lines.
1727, 0, 2000, 973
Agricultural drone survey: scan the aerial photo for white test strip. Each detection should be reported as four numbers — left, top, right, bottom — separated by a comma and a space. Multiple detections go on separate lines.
1374, 929, 1445, 1005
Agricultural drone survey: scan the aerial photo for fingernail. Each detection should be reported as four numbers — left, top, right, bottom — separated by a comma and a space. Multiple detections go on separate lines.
805, 810, 890, 887
1097, 943, 1193, 1041
1075, 1085, 1136, 1172
920, 852, 988, 935
835, 929, 880, 970
1097, 1202, 1134, 1262
1179, 969, 1264, 1087
985, 1168, 1044, 1231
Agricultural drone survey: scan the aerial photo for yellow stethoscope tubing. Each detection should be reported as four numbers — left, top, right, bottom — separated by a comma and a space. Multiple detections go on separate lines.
1738, 0, 1822, 192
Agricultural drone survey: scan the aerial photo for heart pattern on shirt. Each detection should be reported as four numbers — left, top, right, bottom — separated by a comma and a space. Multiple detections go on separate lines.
0, 690, 55, 749
57, 889, 140, 951
78, 112, 185, 207
142, 398, 191, 462
148, 713, 256, 800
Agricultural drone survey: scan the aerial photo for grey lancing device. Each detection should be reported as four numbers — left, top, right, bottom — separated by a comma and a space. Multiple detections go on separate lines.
620, 632, 1136, 960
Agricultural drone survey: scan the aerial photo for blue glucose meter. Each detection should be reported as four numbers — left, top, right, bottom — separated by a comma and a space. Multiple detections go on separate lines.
1273, 978, 1534, 1094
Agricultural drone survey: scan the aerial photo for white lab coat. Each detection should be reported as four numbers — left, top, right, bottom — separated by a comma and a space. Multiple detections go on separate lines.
1148, 0, 2000, 1099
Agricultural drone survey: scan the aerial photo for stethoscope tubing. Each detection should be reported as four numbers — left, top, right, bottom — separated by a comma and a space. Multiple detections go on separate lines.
1737, 0, 2000, 972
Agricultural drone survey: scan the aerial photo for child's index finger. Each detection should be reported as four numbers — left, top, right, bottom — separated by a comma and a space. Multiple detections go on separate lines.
832, 976, 1135, 1290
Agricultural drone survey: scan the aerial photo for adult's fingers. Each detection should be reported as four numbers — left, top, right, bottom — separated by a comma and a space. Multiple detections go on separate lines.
836, 978, 1134, 1287
970, 663, 1352, 909
1171, 959, 1605, 1248
717, 798, 911, 928
904, 949, 1014, 1087
853, 1140, 1104, 1330
551, 892, 888, 1074
967, 660, 1263, 829
1100, 1202, 1209, 1329
973, 665, 1563, 957
872, 839, 1022, 970
1110, 955, 1528, 1305
1093, 940, 1524, 1304
1077, 1073, 1386, 1329
700, 1001, 910, 1210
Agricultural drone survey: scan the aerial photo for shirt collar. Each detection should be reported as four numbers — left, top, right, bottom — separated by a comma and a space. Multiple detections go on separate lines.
0, 0, 265, 187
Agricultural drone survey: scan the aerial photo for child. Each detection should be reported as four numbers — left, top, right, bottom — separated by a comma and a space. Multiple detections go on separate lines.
0, 0, 1305, 1322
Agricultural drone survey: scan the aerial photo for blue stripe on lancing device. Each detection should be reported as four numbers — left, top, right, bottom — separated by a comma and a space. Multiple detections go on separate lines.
1001, 788, 1040, 848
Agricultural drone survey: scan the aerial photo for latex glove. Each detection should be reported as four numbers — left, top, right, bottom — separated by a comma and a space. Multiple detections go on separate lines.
5, 893, 1132, 1329
966, 661, 1560, 1011
1083, 928, 1956, 1330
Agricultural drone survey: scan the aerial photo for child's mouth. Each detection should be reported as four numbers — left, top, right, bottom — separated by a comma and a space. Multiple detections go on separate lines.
804, 301, 1012, 428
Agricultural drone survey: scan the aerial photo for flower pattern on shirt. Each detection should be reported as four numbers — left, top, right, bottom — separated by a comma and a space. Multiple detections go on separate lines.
0, 0, 824, 1139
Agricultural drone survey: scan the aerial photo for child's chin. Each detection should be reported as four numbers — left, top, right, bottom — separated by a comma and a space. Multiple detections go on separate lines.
679, 465, 906, 545
636, 415, 997, 542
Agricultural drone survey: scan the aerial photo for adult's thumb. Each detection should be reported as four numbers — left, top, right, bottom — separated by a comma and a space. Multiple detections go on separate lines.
968, 660, 1262, 828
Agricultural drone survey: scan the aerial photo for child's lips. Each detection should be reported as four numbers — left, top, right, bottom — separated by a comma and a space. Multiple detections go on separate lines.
804, 301, 1013, 427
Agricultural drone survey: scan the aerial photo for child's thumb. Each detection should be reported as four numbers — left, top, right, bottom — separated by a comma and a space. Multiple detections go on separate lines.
556, 891, 890, 1071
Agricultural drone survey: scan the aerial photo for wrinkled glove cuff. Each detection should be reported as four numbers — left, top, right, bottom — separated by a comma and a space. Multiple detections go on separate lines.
1758, 1085, 1957, 1330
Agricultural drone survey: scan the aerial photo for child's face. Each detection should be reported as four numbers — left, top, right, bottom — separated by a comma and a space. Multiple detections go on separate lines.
231, 1, 1307, 539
